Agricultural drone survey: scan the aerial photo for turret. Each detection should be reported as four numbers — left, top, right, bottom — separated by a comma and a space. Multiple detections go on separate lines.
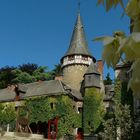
84, 62, 100, 89
61, 12, 96, 90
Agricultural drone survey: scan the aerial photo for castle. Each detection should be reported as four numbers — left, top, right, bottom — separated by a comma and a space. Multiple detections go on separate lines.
0, 11, 106, 139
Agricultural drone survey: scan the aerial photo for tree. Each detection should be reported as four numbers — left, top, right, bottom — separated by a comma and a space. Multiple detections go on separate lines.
102, 79, 134, 140
102, 103, 133, 140
0, 63, 53, 89
32, 66, 52, 81
95, 0, 140, 96
52, 64, 62, 78
104, 73, 112, 85
18, 63, 38, 75
0, 103, 16, 130
11, 69, 35, 84
0, 66, 16, 89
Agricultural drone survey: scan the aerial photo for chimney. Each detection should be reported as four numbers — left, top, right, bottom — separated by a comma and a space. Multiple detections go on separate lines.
97, 60, 103, 74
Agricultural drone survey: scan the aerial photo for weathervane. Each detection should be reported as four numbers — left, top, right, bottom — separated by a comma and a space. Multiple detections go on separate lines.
78, 0, 81, 13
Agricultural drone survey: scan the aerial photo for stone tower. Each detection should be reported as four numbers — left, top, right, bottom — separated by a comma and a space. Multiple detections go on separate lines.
61, 12, 96, 90
84, 62, 100, 89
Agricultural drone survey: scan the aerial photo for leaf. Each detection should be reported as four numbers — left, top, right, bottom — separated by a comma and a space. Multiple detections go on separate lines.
125, 0, 140, 19
97, 0, 104, 5
118, 0, 125, 9
94, 32, 124, 68
97, 0, 124, 11
131, 32, 140, 42
118, 33, 140, 61
102, 42, 120, 68
93, 36, 114, 45
114, 0, 124, 8
106, 0, 114, 11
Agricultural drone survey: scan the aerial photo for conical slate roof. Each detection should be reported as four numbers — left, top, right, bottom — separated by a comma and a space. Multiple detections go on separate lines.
85, 62, 100, 75
64, 13, 93, 57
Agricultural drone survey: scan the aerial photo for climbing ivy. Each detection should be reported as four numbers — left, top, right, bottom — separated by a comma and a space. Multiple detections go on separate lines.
114, 79, 122, 103
83, 88, 105, 135
0, 95, 81, 138
114, 80, 133, 115
121, 82, 133, 109
25, 95, 82, 138
0, 102, 16, 130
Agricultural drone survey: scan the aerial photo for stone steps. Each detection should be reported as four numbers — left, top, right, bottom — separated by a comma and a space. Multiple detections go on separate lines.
0, 132, 45, 140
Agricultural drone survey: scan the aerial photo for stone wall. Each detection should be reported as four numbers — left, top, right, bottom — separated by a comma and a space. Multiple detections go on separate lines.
62, 65, 88, 90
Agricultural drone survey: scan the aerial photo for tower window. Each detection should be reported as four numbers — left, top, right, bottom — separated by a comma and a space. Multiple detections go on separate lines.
68, 56, 74, 61
82, 56, 88, 61
78, 107, 83, 113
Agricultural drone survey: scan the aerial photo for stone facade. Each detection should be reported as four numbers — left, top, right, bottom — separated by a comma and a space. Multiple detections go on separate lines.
62, 64, 88, 90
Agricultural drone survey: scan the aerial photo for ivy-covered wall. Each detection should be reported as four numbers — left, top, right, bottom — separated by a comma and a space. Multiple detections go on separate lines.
25, 95, 82, 138
118, 80, 140, 139
83, 88, 105, 135
0, 95, 82, 138
0, 102, 16, 130
114, 80, 133, 114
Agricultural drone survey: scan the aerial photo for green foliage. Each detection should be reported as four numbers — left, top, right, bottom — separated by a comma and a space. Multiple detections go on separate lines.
102, 104, 133, 140
97, 0, 124, 12
12, 66, 51, 84
0, 103, 16, 127
114, 80, 133, 114
126, 0, 140, 32
52, 64, 62, 77
12, 69, 34, 84
95, 0, 140, 95
114, 79, 122, 103
102, 80, 134, 140
102, 118, 116, 140
83, 88, 105, 134
32, 66, 51, 81
19, 63, 38, 75
25, 95, 82, 138
0, 66, 16, 89
104, 73, 112, 85
0, 63, 53, 89
94, 31, 125, 69
116, 104, 133, 140
121, 82, 133, 107
95, 31, 140, 96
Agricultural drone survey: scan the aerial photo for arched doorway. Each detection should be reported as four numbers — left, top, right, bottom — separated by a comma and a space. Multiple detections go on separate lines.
30, 121, 48, 138
47, 117, 58, 140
